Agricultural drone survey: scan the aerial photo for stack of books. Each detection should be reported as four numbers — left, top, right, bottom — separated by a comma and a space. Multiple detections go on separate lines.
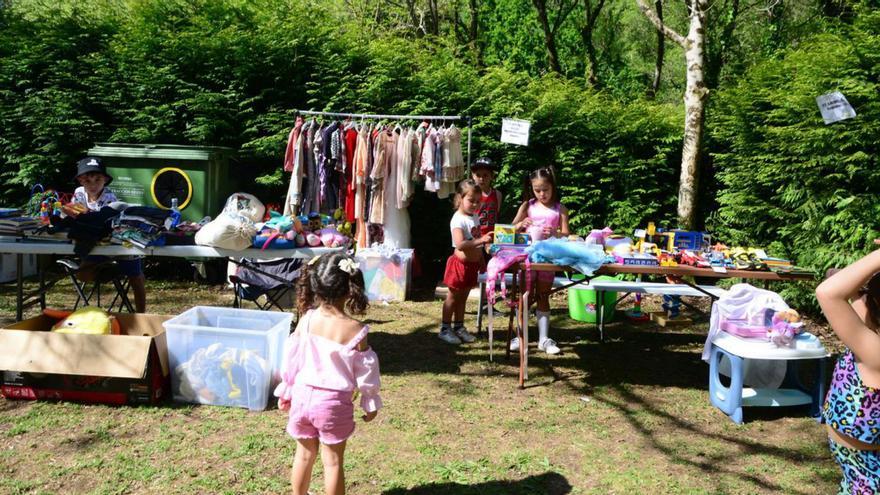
0, 215, 39, 235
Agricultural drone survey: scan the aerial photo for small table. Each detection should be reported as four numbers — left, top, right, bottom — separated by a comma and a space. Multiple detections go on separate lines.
708, 331, 829, 424
504, 262, 815, 388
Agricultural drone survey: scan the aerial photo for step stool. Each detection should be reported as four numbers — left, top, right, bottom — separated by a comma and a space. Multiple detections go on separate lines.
708, 332, 829, 424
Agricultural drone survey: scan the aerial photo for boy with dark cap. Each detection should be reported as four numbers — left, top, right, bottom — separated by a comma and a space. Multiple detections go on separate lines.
471, 157, 502, 238
72, 157, 147, 312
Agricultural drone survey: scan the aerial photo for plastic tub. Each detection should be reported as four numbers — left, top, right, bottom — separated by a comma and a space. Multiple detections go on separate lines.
568, 275, 619, 323
163, 306, 292, 410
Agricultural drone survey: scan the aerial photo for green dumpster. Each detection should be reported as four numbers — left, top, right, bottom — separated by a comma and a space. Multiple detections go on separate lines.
568, 275, 619, 323
87, 143, 236, 223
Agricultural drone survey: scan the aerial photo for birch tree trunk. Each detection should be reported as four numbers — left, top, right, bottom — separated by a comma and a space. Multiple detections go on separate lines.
636, 0, 708, 229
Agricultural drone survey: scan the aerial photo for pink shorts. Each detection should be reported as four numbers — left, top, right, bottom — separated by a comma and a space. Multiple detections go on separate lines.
286, 383, 355, 445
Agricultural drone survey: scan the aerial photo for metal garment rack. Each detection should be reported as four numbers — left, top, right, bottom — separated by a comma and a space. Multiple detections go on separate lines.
294, 109, 473, 170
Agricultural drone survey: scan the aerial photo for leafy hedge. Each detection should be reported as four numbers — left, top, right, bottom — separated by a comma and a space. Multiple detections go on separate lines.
708, 6, 880, 307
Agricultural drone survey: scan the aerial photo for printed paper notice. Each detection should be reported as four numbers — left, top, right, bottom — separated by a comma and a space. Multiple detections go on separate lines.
501, 118, 530, 146
816, 92, 856, 124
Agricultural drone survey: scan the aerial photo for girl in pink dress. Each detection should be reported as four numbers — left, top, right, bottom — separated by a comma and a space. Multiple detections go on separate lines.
510, 166, 571, 355
275, 252, 381, 495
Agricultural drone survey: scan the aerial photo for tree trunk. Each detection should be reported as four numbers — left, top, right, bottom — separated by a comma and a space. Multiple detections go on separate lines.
635, 0, 708, 229
533, 0, 563, 73
678, 0, 708, 230
581, 0, 605, 87
647, 0, 664, 98
469, 0, 484, 66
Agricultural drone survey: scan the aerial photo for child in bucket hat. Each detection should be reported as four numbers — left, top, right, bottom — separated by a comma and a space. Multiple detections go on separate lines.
73, 157, 116, 209
71, 156, 148, 313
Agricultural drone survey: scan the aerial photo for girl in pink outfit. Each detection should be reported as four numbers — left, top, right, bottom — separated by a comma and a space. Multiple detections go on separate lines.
275, 252, 381, 495
510, 166, 571, 355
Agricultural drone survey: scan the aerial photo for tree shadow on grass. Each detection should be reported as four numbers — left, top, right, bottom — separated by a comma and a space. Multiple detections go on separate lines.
381, 471, 571, 495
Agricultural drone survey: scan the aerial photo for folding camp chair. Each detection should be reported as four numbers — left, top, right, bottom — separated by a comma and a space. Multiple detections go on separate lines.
230, 257, 302, 313
56, 258, 135, 313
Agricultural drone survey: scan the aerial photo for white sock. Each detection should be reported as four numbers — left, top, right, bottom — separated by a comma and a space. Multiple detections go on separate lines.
537, 310, 550, 343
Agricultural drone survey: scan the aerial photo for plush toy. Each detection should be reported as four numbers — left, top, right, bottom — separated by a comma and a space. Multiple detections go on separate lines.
769, 309, 803, 347
306, 212, 323, 233
306, 232, 322, 247
45, 307, 120, 335
319, 226, 349, 248
586, 227, 614, 246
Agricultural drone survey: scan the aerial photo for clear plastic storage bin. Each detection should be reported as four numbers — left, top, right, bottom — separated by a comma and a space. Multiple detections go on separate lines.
163, 306, 292, 410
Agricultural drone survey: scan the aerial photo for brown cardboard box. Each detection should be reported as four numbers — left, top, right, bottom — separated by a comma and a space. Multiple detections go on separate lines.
0, 313, 171, 405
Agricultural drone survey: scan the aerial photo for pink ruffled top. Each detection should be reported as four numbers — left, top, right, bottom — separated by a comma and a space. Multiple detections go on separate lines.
273, 310, 382, 412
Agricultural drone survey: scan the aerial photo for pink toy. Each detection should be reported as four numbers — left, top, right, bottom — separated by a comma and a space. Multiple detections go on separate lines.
306, 233, 321, 247
319, 226, 349, 248
586, 227, 613, 246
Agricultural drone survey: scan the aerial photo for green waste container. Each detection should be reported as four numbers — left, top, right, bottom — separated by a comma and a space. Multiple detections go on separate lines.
568, 275, 619, 323
87, 143, 236, 223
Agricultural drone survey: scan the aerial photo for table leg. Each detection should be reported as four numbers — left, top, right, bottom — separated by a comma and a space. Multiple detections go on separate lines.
16, 253, 23, 321
597, 289, 605, 342
523, 289, 529, 383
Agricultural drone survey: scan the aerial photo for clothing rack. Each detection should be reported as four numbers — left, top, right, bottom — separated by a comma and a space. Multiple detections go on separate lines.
294, 109, 473, 171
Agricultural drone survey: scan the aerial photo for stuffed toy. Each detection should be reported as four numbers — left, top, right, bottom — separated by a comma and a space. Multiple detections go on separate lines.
45, 307, 120, 335
318, 226, 349, 248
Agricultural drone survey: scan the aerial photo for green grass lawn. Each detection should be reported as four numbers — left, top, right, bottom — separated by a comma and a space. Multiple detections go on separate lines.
0, 276, 840, 494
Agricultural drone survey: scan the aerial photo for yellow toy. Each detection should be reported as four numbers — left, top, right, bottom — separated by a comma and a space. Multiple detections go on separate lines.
46, 307, 119, 335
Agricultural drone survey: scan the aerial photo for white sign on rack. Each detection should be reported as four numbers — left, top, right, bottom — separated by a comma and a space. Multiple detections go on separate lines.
816, 91, 856, 124
501, 118, 531, 146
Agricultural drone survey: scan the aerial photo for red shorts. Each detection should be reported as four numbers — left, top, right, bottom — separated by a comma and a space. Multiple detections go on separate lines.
443, 255, 481, 291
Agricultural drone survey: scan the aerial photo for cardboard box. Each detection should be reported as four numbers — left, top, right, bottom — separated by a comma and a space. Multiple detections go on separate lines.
0, 313, 171, 405
493, 224, 517, 244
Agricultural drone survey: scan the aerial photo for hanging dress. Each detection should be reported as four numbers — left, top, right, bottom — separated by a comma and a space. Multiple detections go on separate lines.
382, 127, 410, 249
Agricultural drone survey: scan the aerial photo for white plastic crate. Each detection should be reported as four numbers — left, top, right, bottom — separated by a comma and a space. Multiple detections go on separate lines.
0, 253, 38, 283
163, 306, 292, 411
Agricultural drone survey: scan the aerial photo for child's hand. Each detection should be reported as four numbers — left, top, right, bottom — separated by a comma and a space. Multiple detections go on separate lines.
480, 232, 493, 245
362, 410, 378, 422
278, 398, 291, 411
518, 218, 532, 231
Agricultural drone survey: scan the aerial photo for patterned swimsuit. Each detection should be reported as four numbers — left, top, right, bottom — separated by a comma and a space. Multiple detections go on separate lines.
822, 349, 880, 495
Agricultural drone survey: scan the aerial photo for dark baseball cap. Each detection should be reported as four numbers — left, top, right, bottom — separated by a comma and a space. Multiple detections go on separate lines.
471, 157, 495, 172
75, 157, 113, 185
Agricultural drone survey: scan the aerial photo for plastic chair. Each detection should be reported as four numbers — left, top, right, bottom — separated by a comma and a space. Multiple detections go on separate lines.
56, 258, 134, 313
230, 257, 302, 313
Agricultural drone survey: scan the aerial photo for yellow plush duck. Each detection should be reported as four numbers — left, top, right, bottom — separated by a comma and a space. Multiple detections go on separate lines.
45, 307, 119, 335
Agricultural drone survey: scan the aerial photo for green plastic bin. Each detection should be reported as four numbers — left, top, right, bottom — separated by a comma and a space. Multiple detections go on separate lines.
568, 275, 619, 323
87, 143, 236, 223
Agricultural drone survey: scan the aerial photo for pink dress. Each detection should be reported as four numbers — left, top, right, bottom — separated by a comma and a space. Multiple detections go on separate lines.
527, 199, 561, 283
274, 310, 382, 444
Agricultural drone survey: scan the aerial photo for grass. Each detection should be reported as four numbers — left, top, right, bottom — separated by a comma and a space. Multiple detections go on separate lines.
0, 272, 842, 494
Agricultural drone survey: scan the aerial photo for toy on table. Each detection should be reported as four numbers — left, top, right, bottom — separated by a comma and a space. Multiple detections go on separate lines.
44, 307, 120, 335
585, 227, 613, 247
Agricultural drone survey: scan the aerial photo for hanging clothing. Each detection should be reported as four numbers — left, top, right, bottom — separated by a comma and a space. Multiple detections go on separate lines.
283, 118, 306, 215
383, 127, 410, 249
344, 127, 358, 222
368, 129, 391, 225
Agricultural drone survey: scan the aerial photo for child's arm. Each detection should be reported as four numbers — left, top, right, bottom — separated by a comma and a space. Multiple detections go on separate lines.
452, 227, 492, 252
557, 204, 571, 237
353, 335, 382, 420
511, 202, 531, 232
815, 250, 880, 370
274, 321, 305, 410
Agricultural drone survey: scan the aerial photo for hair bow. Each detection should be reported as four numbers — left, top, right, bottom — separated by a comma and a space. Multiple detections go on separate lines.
338, 258, 360, 275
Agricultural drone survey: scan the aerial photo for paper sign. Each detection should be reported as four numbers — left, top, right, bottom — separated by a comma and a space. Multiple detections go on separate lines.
816, 92, 856, 124
501, 118, 531, 146
712, 266, 727, 274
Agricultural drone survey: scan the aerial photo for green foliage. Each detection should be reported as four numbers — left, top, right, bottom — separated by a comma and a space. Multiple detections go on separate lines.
709, 7, 880, 306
